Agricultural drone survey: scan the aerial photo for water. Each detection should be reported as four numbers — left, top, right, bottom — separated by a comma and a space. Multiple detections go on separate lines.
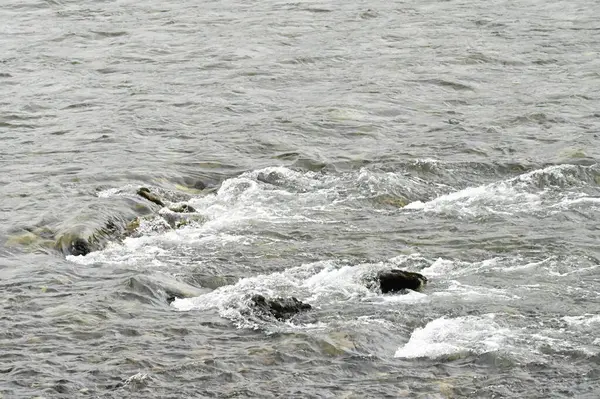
2, 0, 600, 397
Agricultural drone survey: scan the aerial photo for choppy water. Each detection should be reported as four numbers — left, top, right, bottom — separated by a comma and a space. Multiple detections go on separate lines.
2, 0, 600, 397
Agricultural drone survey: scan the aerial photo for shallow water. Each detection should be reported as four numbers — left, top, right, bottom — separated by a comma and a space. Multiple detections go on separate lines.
2, 0, 600, 397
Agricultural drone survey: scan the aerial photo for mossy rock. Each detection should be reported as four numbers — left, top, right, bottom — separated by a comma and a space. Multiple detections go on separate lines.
6, 232, 40, 247
6, 231, 56, 251
125, 218, 141, 234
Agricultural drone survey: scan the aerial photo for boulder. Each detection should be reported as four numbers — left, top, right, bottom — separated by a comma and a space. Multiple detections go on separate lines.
377, 269, 427, 293
249, 294, 312, 321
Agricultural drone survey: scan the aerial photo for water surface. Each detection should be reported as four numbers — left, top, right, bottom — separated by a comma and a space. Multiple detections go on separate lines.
1, 0, 600, 397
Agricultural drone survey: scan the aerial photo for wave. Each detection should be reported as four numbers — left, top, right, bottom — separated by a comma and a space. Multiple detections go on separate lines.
405, 163, 600, 217
394, 314, 510, 359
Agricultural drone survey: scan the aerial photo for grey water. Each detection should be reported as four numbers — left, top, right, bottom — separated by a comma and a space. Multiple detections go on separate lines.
2, 0, 600, 397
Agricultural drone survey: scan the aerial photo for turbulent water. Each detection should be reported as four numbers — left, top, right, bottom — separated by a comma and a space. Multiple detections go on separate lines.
2, 0, 600, 397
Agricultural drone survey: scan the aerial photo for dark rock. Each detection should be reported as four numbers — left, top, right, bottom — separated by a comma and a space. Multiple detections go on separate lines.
69, 238, 91, 256
377, 269, 427, 293
137, 187, 165, 207
250, 294, 311, 321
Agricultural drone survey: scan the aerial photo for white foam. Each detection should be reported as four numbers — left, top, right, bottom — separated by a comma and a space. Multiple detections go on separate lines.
420, 258, 457, 277
551, 194, 600, 207
404, 164, 590, 216
370, 289, 428, 304
123, 372, 151, 388
502, 259, 548, 272
405, 183, 540, 215
432, 280, 518, 302
171, 260, 334, 327
96, 185, 137, 198
420, 257, 509, 278
394, 314, 510, 359
67, 240, 167, 267
172, 257, 431, 328
563, 314, 600, 327
303, 264, 373, 302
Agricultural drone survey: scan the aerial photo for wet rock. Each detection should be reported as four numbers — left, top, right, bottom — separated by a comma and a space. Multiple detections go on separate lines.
257, 171, 284, 186
168, 203, 196, 213
159, 212, 180, 229
377, 269, 427, 293
136, 187, 165, 207
249, 294, 312, 321
69, 238, 92, 256
158, 211, 194, 229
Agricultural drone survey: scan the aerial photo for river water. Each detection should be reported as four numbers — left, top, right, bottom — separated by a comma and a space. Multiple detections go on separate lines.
2, 0, 600, 397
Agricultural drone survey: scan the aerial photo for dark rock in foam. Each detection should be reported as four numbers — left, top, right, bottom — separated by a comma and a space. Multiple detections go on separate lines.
377, 269, 427, 293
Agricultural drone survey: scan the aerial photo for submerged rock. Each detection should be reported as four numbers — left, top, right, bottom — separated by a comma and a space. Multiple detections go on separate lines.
136, 187, 165, 207
377, 269, 427, 293
373, 194, 408, 208
249, 294, 312, 321
6, 231, 54, 250
15, 186, 203, 258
